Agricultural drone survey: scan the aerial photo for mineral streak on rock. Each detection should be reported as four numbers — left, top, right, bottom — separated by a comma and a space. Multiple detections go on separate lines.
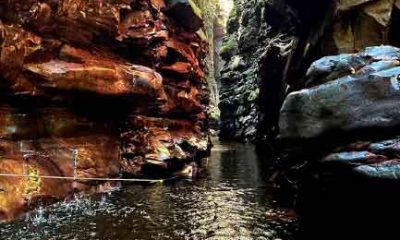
0, 0, 210, 221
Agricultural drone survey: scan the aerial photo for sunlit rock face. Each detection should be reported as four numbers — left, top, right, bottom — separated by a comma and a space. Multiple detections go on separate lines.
0, 0, 210, 221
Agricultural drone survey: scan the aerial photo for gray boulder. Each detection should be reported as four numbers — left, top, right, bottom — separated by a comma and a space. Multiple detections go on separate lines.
318, 138, 400, 180
369, 138, 400, 155
279, 46, 400, 139
354, 161, 400, 180
305, 46, 400, 87
321, 151, 385, 164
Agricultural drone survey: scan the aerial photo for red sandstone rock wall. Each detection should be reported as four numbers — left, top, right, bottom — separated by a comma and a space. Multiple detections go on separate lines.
0, 0, 210, 221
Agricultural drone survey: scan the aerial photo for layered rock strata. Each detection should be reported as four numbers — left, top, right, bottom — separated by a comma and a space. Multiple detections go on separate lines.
0, 0, 210, 221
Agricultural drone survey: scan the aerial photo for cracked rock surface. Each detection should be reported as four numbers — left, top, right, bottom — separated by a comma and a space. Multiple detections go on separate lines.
0, 0, 210, 221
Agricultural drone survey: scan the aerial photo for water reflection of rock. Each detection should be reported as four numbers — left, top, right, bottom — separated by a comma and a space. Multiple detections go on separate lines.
0, 142, 299, 239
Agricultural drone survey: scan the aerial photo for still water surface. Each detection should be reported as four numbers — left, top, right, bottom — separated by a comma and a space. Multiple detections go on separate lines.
0, 142, 297, 240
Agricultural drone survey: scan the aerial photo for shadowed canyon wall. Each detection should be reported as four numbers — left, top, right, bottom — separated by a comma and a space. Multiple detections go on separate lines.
216, 1, 400, 237
219, 0, 400, 143
192, 0, 232, 125
219, 0, 297, 142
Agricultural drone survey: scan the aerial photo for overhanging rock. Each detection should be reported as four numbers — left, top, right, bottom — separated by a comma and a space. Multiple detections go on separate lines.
0, 0, 210, 222
166, 0, 203, 32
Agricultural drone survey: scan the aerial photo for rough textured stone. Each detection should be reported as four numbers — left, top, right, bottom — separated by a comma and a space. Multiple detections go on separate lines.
218, 0, 296, 142
316, 137, 400, 180
218, 0, 400, 143
369, 138, 400, 154
277, 47, 400, 192
166, 0, 203, 32
321, 151, 387, 164
354, 160, 400, 179
0, 135, 120, 221
279, 46, 400, 139
0, 0, 212, 221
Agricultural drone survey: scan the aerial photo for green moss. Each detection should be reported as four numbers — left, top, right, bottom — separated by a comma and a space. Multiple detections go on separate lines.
226, 2, 239, 33
188, 0, 203, 19
208, 106, 221, 121
220, 35, 238, 59
247, 88, 260, 102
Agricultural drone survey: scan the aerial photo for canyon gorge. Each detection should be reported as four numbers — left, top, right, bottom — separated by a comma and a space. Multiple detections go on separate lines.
1, 0, 400, 239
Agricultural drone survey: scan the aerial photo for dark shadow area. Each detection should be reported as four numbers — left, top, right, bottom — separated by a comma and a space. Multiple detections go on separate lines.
296, 171, 400, 240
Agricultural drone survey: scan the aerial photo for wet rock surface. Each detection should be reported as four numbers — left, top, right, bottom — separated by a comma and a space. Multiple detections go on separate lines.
314, 137, 400, 180
0, 0, 210, 221
278, 46, 400, 179
218, 0, 400, 143
218, 0, 297, 142
276, 46, 400, 238
280, 46, 400, 139
215, 0, 400, 237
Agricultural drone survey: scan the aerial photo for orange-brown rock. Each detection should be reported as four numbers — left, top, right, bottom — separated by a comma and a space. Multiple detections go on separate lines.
0, 135, 120, 221
0, 105, 113, 140
0, 0, 209, 222
0, 24, 168, 105
121, 115, 208, 175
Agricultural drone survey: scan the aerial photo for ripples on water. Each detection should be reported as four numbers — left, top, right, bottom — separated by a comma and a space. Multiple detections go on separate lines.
0, 142, 298, 240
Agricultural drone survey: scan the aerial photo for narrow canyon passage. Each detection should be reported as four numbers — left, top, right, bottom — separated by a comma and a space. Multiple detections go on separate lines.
2, 0, 400, 239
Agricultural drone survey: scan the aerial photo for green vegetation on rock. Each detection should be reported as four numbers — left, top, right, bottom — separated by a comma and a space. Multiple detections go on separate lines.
220, 35, 238, 59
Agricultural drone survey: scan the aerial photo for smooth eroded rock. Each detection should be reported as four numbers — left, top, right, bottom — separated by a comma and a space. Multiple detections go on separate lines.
354, 161, 400, 179
279, 46, 400, 139
321, 151, 386, 164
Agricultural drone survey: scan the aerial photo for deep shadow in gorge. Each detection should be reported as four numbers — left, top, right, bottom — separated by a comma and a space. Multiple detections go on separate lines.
218, 1, 400, 239
295, 171, 400, 239
2, 0, 400, 239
